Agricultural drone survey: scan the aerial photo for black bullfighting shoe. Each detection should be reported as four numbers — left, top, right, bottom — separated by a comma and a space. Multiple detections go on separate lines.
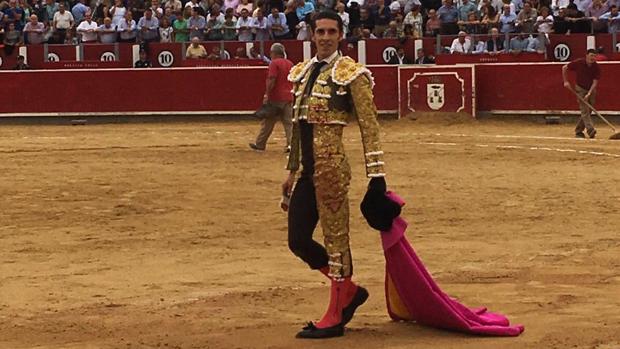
296, 322, 344, 339
340, 286, 369, 327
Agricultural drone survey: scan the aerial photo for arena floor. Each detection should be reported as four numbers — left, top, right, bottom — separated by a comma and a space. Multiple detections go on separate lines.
1, 116, 619, 349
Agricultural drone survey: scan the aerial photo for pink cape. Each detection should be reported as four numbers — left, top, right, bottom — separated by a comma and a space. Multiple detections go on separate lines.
381, 192, 525, 336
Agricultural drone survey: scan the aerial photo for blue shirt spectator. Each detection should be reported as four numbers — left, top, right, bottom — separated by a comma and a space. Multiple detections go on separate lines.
600, 6, 620, 33
188, 10, 206, 39
137, 9, 159, 41
72, 0, 90, 23
458, 0, 478, 21
499, 8, 517, 32
296, 0, 314, 21
438, 0, 459, 24
267, 9, 289, 38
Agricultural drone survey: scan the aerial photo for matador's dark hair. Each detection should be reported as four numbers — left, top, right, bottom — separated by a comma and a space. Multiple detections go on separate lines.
309, 10, 344, 34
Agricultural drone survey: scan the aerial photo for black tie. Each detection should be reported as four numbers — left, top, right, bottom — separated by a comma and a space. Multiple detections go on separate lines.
303, 61, 328, 97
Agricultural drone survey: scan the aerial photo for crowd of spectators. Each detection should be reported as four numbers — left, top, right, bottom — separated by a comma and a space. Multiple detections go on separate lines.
0, 0, 619, 52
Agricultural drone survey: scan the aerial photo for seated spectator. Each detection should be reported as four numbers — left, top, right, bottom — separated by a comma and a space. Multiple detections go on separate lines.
188, 7, 206, 40
480, 4, 499, 33
458, 0, 478, 23
359, 7, 375, 33
13, 55, 30, 70
173, 10, 189, 42
284, 0, 299, 36
186, 36, 207, 58
236, 0, 254, 16
110, 0, 127, 26
268, 6, 290, 39
450, 30, 472, 53
425, 8, 441, 36
138, 8, 159, 42
509, 31, 530, 52
222, 14, 238, 40
207, 46, 226, 60
361, 27, 377, 39
461, 11, 483, 34
471, 39, 487, 53
486, 27, 505, 53
249, 45, 271, 63
388, 1, 401, 21
98, 17, 118, 43
499, 4, 517, 32
164, 0, 183, 13
295, 0, 314, 21
415, 48, 435, 64
438, 0, 459, 34
564, 3, 591, 33
296, 18, 310, 39
516, 1, 538, 34
223, 0, 239, 13
234, 46, 248, 58
336, 2, 350, 36
253, 8, 270, 41
77, 12, 99, 43
387, 44, 412, 64
205, 12, 224, 40
599, 5, 620, 33
370, 0, 391, 36
53, 3, 74, 44
72, 0, 90, 23
383, 20, 400, 38
3, 22, 23, 56
23, 14, 46, 44
347, 26, 363, 44
236, 8, 253, 41
159, 17, 173, 42
586, 0, 608, 32
535, 6, 554, 33
149, 0, 164, 18
403, 5, 423, 38
117, 11, 137, 42
134, 49, 152, 67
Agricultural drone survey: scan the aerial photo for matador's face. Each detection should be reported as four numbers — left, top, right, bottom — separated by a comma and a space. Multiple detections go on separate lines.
312, 18, 343, 60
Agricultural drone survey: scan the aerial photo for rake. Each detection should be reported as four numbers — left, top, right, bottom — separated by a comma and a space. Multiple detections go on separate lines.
570, 88, 620, 140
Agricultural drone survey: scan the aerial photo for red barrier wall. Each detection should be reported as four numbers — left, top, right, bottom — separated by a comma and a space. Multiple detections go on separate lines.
475, 62, 618, 113
1, 67, 268, 115
2, 61, 619, 117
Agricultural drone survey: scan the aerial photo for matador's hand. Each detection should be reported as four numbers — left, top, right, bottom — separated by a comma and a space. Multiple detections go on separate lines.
360, 177, 401, 231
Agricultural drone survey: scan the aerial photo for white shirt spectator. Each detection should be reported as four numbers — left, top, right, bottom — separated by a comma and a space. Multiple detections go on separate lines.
207, 12, 225, 22
117, 19, 137, 40
573, 0, 592, 12
159, 26, 173, 42
53, 11, 74, 29
450, 37, 472, 53
296, 20, 310, 40
77, 20, 99, 42
252, 16, 269, 41
98, 23, 118, 43
110, 6, 126, 26
338, 11, 350, 35
236, 15, 253, 41
24, 21, 46, 44
551, 0, 570, 14
404, 11, 423, 35
536, 14, 554, 33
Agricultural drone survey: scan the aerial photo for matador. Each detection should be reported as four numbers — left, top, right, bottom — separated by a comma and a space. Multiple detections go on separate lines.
281, 11, 400, 339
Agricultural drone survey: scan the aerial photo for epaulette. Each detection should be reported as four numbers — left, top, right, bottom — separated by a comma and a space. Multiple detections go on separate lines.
288, 59, 312, 82
330, 56, 375, 88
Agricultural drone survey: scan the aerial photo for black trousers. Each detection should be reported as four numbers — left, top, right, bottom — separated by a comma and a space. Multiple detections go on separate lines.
287, 175, 329, 270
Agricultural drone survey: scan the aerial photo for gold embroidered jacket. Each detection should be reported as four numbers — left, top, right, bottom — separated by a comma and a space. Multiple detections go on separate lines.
286, 56, 385, 178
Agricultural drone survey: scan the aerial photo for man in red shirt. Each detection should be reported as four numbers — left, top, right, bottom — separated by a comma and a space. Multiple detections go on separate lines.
250, 43, 294, 152
562, 49, 601, 139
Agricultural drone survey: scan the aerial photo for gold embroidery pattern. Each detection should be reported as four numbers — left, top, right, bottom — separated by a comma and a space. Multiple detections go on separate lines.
312, 125, 353, 278
288, 60, 312, 82
350, 75, 385, 177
